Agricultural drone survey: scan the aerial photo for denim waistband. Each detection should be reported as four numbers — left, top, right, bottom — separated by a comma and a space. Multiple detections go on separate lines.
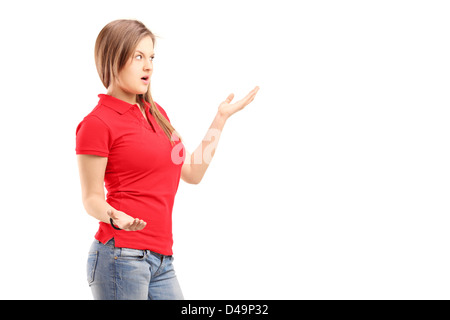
99, 238, 170, 258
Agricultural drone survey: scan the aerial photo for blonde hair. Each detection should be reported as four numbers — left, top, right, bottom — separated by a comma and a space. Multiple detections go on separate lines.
94, 19, 181, 145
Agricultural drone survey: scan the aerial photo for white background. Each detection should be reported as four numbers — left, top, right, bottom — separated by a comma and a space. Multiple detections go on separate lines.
0, 0, 449, 299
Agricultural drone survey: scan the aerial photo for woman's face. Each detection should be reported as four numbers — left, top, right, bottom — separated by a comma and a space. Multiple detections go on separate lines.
110, 36, 155, 101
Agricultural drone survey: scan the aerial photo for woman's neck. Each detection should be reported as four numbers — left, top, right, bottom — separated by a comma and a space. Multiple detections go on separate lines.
107, 86, 137, 105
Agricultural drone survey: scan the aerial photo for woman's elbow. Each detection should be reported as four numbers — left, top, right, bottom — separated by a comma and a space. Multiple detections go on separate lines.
181, 164, 202, 184
182, 175, 202, 185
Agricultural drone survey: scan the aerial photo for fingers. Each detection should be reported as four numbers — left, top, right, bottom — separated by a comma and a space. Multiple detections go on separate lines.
223, 86, 259, 107
246, 86, 260, 100
236, 86, 259, 107
225, 93, 234, 103
127, 218, 147, 231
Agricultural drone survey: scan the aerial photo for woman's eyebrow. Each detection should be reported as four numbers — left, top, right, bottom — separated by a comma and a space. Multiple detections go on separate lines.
136, 50, 155, 56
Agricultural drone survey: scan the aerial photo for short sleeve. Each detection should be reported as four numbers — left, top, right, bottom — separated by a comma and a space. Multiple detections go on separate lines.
75, 115, 112, 157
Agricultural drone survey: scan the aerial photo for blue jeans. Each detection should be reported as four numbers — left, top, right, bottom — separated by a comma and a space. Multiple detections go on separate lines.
87, 238, 184, 300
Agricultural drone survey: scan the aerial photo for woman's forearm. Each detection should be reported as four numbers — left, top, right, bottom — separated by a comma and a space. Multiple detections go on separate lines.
181, 86, 259, 184
187, 112, 228, 184
83, 195, 116, 224
83, 195, 147, 231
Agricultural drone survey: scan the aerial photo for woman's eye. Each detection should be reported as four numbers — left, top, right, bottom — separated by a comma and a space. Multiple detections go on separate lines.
136, 55, 154, 61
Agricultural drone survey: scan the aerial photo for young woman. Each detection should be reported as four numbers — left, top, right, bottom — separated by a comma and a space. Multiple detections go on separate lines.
76, 19, 259, 300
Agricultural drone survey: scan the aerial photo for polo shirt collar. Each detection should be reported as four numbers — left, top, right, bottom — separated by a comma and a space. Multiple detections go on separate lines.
98, 94, 140, 115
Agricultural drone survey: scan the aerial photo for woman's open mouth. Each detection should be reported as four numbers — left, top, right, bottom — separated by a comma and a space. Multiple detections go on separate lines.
141, 76, 150, 84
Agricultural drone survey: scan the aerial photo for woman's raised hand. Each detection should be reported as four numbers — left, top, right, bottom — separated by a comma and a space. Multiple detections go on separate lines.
218, 86, 260, 120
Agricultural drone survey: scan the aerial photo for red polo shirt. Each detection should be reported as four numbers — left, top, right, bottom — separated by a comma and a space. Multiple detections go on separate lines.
75, 94, 185, 255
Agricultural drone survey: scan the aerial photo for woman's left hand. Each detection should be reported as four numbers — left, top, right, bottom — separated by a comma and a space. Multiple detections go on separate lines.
218, 86, 260, 120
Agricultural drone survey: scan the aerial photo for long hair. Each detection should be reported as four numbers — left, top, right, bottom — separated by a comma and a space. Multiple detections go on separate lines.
94, 19, 181, 145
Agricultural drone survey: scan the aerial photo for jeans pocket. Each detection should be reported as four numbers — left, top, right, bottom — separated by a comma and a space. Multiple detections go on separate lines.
117, 247, 146, 261
87, 251, 99, 285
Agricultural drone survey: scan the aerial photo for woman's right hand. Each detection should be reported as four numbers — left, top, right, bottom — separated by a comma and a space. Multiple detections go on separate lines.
107, 209, 147, 231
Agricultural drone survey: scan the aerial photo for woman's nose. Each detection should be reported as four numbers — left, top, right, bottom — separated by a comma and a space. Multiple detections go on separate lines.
144, 60, 152, 71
